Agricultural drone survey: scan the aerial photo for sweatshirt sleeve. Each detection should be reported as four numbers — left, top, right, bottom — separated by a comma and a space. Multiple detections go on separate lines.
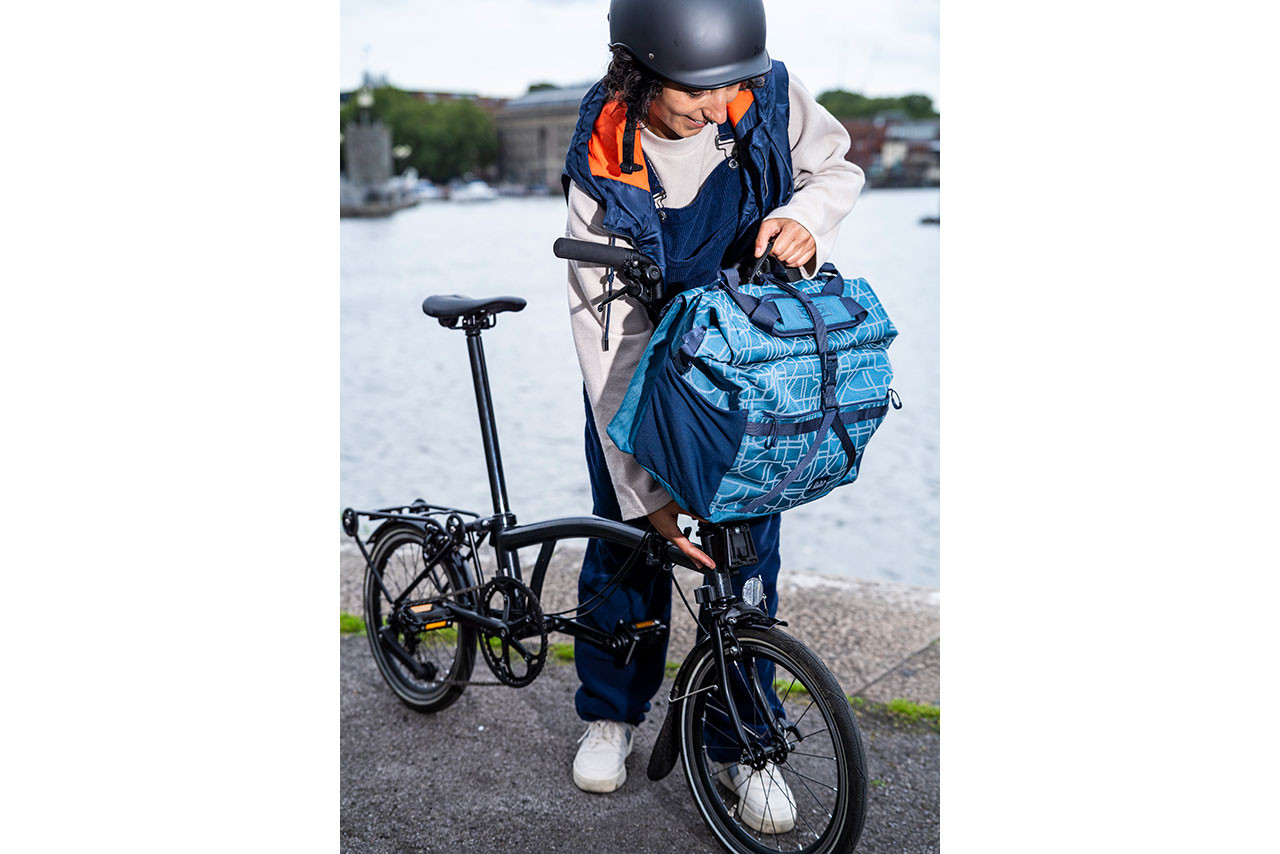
765, 74, 866, 277
565, 180, 673, 521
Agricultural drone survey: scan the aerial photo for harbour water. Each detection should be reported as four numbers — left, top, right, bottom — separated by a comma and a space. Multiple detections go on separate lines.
341, 188, 938, 587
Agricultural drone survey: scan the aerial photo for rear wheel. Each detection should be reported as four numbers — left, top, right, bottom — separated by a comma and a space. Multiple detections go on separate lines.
679, 627, 867, 854
363, 525, 476, 712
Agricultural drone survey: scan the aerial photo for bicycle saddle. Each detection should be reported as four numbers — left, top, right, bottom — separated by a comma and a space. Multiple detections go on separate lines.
422, 294, 527, 324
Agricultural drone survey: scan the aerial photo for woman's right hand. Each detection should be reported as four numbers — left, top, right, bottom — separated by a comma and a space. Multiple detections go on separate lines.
646, 500, 715, 570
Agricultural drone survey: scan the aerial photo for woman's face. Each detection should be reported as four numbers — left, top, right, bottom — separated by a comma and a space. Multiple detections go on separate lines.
646, 83, 743, 140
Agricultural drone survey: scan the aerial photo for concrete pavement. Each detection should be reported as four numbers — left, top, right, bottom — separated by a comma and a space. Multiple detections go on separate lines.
340, 540, 939, 852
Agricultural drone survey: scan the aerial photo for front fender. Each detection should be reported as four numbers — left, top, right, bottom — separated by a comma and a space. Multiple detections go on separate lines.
646, 635, 717, 781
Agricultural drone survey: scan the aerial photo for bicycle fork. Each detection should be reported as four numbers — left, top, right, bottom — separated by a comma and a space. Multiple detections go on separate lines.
647, 522, 791, 780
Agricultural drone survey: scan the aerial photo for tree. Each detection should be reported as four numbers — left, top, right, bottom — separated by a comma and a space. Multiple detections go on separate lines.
816, 89, 869, 118
341, 86, 498, 183
816, 89, 939, 120
898, 94, 939, 120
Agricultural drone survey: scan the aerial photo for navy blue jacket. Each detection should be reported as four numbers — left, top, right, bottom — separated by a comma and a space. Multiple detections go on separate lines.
561, 61, 796, 281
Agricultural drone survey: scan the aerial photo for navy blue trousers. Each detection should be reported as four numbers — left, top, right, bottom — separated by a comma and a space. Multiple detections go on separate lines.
576, 390, 784, 736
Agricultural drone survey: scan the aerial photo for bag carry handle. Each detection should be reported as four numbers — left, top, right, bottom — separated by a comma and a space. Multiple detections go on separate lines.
719, 251, 866, 338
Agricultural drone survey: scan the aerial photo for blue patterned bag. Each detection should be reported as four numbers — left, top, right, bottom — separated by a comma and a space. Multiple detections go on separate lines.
607, 263, 898, 522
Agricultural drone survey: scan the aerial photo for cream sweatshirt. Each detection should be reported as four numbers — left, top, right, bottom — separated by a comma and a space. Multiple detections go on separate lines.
565, 75, 865, 522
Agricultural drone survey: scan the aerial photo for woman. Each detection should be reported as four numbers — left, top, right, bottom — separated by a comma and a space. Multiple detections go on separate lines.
561, 0, 864, 829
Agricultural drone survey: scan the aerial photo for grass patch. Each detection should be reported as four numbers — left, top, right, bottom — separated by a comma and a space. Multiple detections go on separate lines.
885, 698, 940, 726
484, 636, 572, 664
774, 678, 810, 696
849, 695, 940, 731
665, 660, 682, 680
342, 612, 461, 646
430, 626, 459, 644
870, 778, 887, 789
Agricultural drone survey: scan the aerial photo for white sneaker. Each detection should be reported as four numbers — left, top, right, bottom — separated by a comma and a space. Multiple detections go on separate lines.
572, 720, 635, 793
715, 763, 797, 834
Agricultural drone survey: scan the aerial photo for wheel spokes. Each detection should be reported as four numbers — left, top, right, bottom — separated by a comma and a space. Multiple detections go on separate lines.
379, 539, 463, 690
691, 647, 847, 853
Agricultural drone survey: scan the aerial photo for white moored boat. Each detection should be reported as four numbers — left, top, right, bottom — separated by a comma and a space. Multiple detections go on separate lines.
450, 180, 499, 202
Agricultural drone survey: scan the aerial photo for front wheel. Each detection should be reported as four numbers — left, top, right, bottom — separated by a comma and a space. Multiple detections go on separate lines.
363, 524, 477, 713
679, 627, 867, 854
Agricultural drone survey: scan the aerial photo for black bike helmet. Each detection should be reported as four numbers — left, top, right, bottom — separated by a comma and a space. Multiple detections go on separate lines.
608, 0, 771, 90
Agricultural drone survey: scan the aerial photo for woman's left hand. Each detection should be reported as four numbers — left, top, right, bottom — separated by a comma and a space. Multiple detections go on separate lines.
754, 218, 816, 268
647, 500, 715, 570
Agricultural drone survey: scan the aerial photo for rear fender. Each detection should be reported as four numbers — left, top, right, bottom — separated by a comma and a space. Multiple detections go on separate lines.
364, 520, 480, 599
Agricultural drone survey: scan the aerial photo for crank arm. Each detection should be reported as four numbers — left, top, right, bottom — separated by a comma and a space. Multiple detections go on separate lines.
432, 602, 508, 636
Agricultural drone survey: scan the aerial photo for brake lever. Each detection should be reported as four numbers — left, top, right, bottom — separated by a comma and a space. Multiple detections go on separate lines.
597, 284, 636, 312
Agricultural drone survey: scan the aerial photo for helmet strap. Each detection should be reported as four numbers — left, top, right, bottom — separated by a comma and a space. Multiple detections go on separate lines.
620, 110, 642, 174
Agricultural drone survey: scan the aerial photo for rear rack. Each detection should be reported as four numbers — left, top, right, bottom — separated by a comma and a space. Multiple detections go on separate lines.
342, 500, 490, 609
342, 500, 480, 537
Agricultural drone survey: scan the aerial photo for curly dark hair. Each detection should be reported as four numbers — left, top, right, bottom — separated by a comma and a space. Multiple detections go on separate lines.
603, 45, 766, 127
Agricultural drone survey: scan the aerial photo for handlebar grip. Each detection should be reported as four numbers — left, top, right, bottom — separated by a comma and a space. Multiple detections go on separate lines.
553, 237, 640, 268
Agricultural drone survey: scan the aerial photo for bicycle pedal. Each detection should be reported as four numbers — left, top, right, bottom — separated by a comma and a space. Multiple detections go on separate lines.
408, 603, 452, 631
612, 618, 670, 667
630, 618, 668, 643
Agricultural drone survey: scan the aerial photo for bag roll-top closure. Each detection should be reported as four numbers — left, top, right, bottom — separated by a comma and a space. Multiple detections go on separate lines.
713, 263, 846, 415
717, 263, 868, 338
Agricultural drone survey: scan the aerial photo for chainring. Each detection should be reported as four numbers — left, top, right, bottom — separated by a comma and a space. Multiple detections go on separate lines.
477, 576, 548, 688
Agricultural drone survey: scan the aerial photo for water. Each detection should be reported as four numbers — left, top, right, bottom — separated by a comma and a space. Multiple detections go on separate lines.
341, 188, 938, 587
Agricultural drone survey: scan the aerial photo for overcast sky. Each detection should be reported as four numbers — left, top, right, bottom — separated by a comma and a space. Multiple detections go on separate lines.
341, 0, 939, 107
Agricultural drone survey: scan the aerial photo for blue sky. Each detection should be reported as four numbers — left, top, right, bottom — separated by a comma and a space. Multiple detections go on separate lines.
341, 0, 940, 106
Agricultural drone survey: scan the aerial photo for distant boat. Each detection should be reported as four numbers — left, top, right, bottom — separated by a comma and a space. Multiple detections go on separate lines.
340, 175, 419, 218
450, 180, 499, 203
414, 180, 444, 202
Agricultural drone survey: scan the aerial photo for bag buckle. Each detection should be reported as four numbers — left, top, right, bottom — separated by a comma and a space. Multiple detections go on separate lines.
821, 354, 840, 409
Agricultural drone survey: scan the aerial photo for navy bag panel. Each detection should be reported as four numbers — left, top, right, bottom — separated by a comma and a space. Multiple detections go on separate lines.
632, 357, 747, 519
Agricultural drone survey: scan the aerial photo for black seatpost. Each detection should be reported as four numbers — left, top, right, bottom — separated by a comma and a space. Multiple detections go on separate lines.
463, 320, 511, 518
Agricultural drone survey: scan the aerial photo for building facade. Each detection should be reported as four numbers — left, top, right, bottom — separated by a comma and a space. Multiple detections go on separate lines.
494, 85, 592, 192
839, 116, 939, 188
840, 121, 888, 174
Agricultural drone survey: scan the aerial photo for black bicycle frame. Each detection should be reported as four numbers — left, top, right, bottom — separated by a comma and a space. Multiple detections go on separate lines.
352, 311, 789, 758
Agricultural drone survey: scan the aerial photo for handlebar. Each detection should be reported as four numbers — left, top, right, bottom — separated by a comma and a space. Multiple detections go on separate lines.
553, 238, 646, 270
553, 238, 665, 320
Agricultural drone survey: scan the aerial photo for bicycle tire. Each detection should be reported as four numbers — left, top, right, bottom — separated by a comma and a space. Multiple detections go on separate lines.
363, 525, 477, 712
679, 627, 867, 854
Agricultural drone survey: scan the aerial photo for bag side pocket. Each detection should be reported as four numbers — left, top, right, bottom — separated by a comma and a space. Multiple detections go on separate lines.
632, 357, 747, 519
